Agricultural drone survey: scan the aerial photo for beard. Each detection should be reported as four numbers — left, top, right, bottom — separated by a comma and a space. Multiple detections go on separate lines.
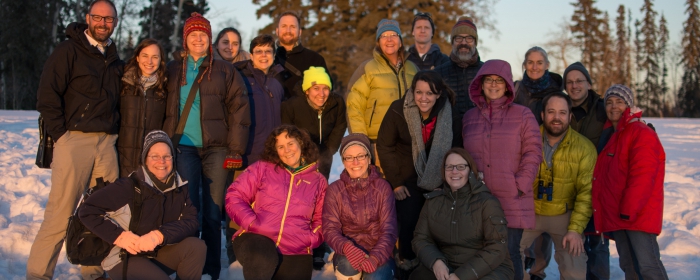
544, 120, 568, 138
88, 23, 113, 43
278, 32, 299, 46
452, 44, 476, 62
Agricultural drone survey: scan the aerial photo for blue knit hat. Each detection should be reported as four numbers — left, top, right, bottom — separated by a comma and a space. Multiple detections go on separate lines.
376, 19, 402, 41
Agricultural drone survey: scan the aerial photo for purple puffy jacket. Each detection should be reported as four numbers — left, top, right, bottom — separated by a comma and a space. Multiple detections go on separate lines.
322, 166, 397, 266
462, 59, 542, 229
225, 160, 327, 255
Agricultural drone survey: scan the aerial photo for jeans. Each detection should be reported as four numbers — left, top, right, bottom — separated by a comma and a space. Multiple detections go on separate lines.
177, 145, 229, 279
613, 230, 668, 280
334, 254, 395, 280
584, 234, 610, 280
508, 227, 524, 280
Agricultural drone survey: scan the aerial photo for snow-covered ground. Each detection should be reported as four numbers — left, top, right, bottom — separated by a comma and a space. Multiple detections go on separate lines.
0, 110, 698, 279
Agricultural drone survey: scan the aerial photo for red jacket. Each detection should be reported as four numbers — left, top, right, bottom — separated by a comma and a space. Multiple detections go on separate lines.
592, 108, 665, 235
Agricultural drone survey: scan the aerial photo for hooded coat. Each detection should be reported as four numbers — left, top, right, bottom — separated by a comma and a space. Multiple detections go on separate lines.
406, 43, 449, 71
461, 59, 542, 229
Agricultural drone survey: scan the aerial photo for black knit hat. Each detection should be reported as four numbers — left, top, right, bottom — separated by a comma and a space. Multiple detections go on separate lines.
340, 133, 371, 159
562, 62, 592, 90
141, 130, 175, 164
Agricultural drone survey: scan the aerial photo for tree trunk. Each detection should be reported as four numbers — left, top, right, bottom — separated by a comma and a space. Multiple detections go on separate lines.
149, 0, 159, 38
171, 0, 185, 55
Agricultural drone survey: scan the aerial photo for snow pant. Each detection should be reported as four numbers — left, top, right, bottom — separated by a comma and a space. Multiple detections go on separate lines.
233, 232, 313, 280
524, 233, 553, 279
613, 230, 668, 280
520, 212, 587, 280
26, 131, 118, 280
107, 237, 206, 280
333, 254, 395, 280
177, 145, 229, 279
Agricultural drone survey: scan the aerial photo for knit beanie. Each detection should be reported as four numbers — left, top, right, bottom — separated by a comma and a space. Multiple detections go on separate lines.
452, 17, 478, 43
302, 66, 332, 92
562, 62, 592, 90
340, 133, 371, 158
604, 84, 635, 107
142, 130, 175, 165
180, 12, 214, 86
376, 19, 402, 41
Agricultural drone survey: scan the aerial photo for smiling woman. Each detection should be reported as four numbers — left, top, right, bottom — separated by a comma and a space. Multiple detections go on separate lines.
514, 46, 564, 125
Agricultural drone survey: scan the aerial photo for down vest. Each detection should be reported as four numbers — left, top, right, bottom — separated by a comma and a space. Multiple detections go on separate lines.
462, 60, 542, 229
412, 173, 514, 280
225, 161, 327, 255
163, 56, 250, 155
346, 48, 418, 140
322, 166, 397, 267
592, 108, 665, 235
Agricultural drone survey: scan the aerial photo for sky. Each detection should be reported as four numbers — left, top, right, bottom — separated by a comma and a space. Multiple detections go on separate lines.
203, 0, 688, 81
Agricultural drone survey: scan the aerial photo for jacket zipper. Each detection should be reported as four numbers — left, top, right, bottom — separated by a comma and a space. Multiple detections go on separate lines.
318, 111, 323, 144
276, 173, 296, 246
368, 100, 377, 127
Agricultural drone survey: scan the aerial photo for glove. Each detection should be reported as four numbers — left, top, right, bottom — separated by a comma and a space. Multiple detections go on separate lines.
136, 230, 164, 252
223, 154, 243, 169
342, 242, 367, 271
114, 231, 141, 255
360, 255, 379, 273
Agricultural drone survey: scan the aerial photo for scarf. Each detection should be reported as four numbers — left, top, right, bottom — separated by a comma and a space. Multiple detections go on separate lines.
521, 70, 552, 95
449, 49, 480, 68
140, 74, 158, 92
144, 167, 175, 192
404, 90, 453, 190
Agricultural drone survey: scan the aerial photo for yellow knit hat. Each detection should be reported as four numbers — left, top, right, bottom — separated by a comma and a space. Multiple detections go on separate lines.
302, 66, 332, 92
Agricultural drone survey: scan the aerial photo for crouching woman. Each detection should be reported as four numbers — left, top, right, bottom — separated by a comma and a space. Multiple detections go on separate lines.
79, 130, 204, 280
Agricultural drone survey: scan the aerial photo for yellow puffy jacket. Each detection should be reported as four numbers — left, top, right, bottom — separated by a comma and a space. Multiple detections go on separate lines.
534, 126, 596, 233
346, 48, 418, 140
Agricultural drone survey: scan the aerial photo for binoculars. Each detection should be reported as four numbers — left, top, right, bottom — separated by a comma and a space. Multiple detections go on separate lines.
537, 180, 553, 201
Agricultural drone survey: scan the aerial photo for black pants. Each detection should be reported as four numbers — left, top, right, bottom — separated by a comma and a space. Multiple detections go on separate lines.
107, 237, 206, 280
233, 232, 313, 280
395, 185, 426, 261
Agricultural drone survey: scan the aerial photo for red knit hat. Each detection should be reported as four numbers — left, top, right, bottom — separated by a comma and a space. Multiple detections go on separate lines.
182, 12, 212, 50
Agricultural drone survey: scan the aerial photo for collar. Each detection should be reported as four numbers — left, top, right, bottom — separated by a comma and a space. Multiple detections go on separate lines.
83, 29, 112, 51
187, 54, 207, 69
543, 129, 567, 149
276, 40, 300, 51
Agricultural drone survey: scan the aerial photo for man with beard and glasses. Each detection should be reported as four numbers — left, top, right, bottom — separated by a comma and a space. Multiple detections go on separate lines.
406, 12, 449, 70
29, 0, 122, 279
519, 92, 596, 280
274, 11, 331, 99
433, 17, 484, 118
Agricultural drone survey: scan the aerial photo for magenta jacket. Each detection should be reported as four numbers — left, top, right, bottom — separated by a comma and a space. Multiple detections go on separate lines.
225, 160, 327, 255
322, 166, 398, 266
461, 59, 542, 229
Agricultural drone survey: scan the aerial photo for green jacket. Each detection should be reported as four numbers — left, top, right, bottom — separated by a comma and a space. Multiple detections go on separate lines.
412, 173, 514, 280
570, 90, 607, 146
534, 126, 596, 233
346, 48, 418, 140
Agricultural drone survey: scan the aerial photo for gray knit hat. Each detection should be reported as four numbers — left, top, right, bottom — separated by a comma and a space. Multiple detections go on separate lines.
604, 84, 635, 107
340, 133, 371, 158
142, 130, 175, 164
562, 62, 592, 90
376, 19, 402, 41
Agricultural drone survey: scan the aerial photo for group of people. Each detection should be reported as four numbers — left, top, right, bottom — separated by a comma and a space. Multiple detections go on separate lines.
27, 1, 668, 280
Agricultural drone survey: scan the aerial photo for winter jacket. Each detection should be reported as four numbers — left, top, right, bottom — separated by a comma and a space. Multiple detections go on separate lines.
570, 90, 607, 146
377, 95, 462, 190
433, 58, 484, 118
322, 166, 397, 267
412, 173, 514, 280
462, 60, 542, 229
36, 22, 123, 140
79, 167, 197, 270
117, 67, 167, 177
281, 93, 347, 178
274, 44, 330, 99
592, 108, 665, 235
347, 48, 419, 140
235, 60, 284, 165
533, 126, 596, 234
225, 161, 327, 255
213, 47, 251, 65
162, 56, 250, 155
406, 44, 449, 71
513, 72, 564, 124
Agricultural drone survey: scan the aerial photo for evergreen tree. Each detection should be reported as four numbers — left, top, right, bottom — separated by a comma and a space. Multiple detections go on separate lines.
570, 0, 604, 82
139, 0, 208, 60
678, 0, 700, 117
658, 14, 670, 116
637, 0, 662, 116
595, 12, 615, 95
614, 5, 632, 87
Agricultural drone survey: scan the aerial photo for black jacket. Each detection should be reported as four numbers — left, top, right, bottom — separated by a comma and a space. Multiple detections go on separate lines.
274, 44, 329, 99
513, 72, 564, 125
36, 22, 123, 139
433, 59, 484, 118
163, 56, 251, 155
406, 44, 449, 71
117, 67, 167, 177
571, 90, 607, 146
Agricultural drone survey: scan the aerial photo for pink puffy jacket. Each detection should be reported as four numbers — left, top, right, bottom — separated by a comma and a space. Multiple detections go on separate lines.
462, 59, 542, 229
225, 161, 327, 255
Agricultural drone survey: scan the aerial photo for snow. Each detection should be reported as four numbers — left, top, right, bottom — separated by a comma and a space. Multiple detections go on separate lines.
0, 110, 698, 279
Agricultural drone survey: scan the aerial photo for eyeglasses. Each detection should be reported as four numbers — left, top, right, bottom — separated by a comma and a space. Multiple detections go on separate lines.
483, 77, 505, 85
380, 33, 399, 40
90, 14, 116, 23
566, 79, 587, 86
147, 155, 173, 161
453, 35, 475, 44
253, 49, 274, 56
445, 164, 468, 171
343, 154, 369, 162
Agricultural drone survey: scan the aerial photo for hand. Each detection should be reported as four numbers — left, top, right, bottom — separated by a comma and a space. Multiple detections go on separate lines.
562, 231, 584, 256
223, 154, 243, 169
394, 186, 410, 201
448, 273, 460, 280
136, 230, 164, 252
432, 259, 450, 280
342, 242, 367, 271
359, 256, 379, 273
114, 231, 141, 255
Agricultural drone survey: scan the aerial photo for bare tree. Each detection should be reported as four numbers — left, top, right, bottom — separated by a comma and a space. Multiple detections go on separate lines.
543, 18, 578, 73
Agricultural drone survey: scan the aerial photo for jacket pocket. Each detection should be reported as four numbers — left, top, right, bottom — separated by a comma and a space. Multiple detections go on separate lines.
489, 215, 508, 243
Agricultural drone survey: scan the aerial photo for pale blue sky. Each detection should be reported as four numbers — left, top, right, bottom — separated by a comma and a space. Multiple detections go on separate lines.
205, 0, 687, 80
